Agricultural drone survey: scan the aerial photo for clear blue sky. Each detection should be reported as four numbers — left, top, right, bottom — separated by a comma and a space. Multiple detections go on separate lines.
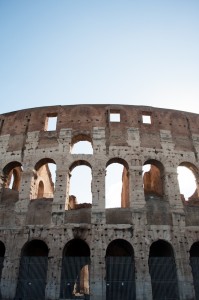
0, 0, 199, 114
1, 0, 198, 204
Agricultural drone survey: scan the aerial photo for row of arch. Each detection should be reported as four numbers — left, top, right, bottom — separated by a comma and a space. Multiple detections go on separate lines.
1, 157, 199, 208
0, 239, 199, 299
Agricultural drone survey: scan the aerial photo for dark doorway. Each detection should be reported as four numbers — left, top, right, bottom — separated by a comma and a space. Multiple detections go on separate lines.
106, 239, 136, 300
149, 240, 179, 300
60, 239, 90, 299
15, 240, 48, 300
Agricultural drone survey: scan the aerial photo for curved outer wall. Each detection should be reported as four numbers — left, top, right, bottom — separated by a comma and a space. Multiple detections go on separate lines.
0, 104, 199, 299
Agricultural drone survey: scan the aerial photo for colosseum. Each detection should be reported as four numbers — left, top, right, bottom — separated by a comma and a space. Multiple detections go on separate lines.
0, 104, 199, 300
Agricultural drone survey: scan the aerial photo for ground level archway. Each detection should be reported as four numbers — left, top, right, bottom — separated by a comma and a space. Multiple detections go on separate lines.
106, 239, 136, 300
60, 239, 90, 299
15, 240, 48, 300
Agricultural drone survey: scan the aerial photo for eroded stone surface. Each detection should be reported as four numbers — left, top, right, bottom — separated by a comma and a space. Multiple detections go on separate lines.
0, 104, 199, 299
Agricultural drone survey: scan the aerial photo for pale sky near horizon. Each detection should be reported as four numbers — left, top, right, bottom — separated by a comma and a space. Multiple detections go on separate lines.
1, 0, 198, 206
0, 0, 199, 115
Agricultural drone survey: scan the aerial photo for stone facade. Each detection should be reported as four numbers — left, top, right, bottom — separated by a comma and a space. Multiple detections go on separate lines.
0, 104, 199, 299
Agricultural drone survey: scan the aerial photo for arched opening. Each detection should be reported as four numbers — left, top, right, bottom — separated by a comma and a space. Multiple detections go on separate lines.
32, 158, 56, 199
106, 158, 129, 208
149, 240, 179, 300
190, 242, 199, 300
143, 160, 164, 200
71, 134, 93, 154
0, 241, 5, 298
60, 239, 90, 299
15, 240, 48, 300
106, 239, 136, 300
2, 161, 22, 191
68, 161, 92, 209
177, 162, 198, 202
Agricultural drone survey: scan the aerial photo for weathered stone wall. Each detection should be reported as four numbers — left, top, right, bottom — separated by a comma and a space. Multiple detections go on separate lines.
0, 104, 199, 299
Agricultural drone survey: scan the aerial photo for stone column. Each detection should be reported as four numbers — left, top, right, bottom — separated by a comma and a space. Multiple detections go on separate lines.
18, 166, 34, 201
90, 226, 106, 300
45, 247, 62, 299
129, 164, 145, 209
134, 238, 152, 300
135, 257, 153, 300
91, 165, 106, 224
92, 128, 106, 225
15, 164, 34, 224
163, 167, 185, 226
0, 171, 6, 202
174, 242, 195, 300
1, 239, 21, 299
58, 128, 72, 154
51, 167, 70, 225
163, 167, 183, 209
91, 166, 106, 209
92, 127, 106, 155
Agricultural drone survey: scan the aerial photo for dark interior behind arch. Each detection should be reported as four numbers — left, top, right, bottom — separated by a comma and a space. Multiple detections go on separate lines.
149, 240, 179, 300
